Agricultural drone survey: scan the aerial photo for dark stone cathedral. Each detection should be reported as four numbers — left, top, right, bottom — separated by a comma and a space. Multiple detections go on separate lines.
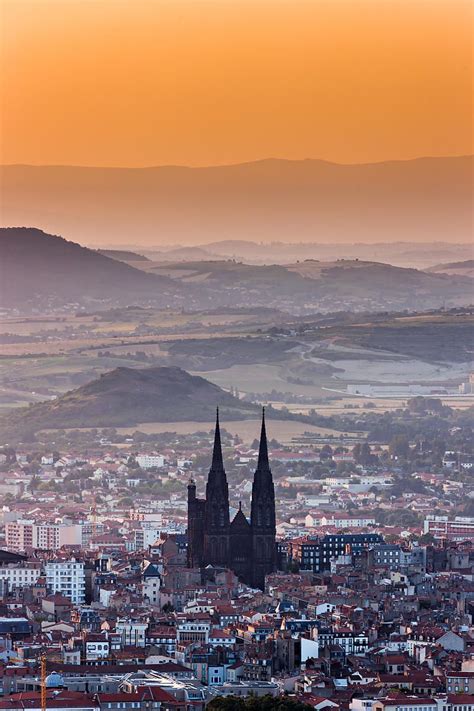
187, 408, 276, 590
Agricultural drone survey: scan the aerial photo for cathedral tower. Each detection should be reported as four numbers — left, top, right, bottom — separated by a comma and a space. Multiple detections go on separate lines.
250, 408, 277, 589
187, 477, 205, 567
202, 409, 230, 566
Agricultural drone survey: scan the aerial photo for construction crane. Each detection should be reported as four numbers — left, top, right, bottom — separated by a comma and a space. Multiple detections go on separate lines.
40, 652, 47, 711
92, 495, 98, 539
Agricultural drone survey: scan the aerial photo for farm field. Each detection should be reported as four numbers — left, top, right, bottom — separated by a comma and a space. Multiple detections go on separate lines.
0, 307, 471, 417
115, 418, 359, 445
271, 395, 474, 416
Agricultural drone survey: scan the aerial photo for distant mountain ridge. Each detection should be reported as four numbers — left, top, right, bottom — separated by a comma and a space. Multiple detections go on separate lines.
0, 366, 260, 441
104, 240, 473, 269
1, 227, 471, 314
146, 257, 472, 312
1, 156, 471, 246
98, 249, 150, 262
0, 227, 180, 309
426, 260, 474, 278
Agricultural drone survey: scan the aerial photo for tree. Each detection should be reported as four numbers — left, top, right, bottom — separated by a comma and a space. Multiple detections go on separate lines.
29, 475, 40, 494
389, 435, 410, 459
207, 695, 313, 711
320, 445, 333, 460
353, 442, 374, 466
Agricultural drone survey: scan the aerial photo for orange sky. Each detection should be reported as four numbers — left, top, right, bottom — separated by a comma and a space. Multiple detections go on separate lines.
1, 0, 472, 167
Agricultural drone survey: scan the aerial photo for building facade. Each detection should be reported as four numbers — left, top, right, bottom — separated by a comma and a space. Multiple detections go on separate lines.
424, 515, 474, 541
45, 559, 86, 604
6, 520, 83, 552
289, 532, 383, 573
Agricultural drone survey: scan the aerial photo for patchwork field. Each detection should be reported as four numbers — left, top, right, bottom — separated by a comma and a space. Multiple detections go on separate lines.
0, 308, 472, 419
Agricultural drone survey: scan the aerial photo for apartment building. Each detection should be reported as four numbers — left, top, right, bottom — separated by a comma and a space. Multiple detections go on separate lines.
45, 559, 85, 604
6, 520, 83, 552
115, 618, 148, 648
424, 516, 474, 541
136, 454, 165, 469
0, 563, 42, 590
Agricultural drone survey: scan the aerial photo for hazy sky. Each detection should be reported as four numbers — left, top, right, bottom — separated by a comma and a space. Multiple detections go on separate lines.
1, 0, 472, 167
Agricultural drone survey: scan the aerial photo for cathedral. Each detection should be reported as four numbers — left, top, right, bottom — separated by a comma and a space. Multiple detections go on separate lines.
187, 408, 276, 590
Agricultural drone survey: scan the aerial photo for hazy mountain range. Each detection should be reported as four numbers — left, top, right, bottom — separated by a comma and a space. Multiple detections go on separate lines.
1, 156, 472, 248
0, 228, 182, 310
1, 228, 471, 314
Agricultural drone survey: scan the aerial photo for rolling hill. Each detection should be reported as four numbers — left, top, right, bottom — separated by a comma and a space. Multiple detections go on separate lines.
1, 156, 471, 247
147, 258, 472, 312
97, 249, 150, 262
0, 366, 260, 441
426, 260, 474, 278
0, 228, 471, 314
0, 228, 182, 310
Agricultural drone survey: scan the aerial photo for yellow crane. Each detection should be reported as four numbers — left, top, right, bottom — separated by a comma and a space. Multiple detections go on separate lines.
40, 652, 47, 711
92, 495, 98, 539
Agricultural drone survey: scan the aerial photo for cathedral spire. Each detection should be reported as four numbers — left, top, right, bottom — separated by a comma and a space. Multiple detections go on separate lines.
256, 407, 270, 472
250, 406, 276, 589
210, 407, 225, 473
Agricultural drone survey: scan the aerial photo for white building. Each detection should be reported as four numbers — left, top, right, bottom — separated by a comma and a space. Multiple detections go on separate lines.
177, 621, 211, 645
134, 526, 163, 551
136, 454, 165, 469
45, 559, 85, 604
0, 564, 42, 590
424, 515, 474, 541
85, 637, 110, 661
306, 514, 376, 529
142, 562, 161, 605
115, 618, 148, 647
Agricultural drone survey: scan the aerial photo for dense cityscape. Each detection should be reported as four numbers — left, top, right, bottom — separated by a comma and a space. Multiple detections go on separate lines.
1, 0, 473, 708
0, 394, 471, 710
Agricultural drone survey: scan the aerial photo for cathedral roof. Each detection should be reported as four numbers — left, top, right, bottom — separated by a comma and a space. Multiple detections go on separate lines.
230, 505, 250, 530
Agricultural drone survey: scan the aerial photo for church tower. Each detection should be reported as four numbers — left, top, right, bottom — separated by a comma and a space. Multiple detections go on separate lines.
202, 409, 230, 566
250, 408, 277, 589
187, 477, 205, 567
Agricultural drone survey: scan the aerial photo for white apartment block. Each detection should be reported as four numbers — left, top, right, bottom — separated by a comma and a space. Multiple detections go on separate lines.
306, 514, 376, 528
136, 454, 165, 469
134, 526, 162, 551
142, 574, 161, 605
177, 621, 211, 644
0, 564, 42, 590
424, 515, 474, 541
6, 521, 82, 552
45, 559, 85, 604
115, 618, 148, 647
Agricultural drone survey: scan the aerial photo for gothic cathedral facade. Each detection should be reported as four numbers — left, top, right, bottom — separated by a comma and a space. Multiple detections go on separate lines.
187, 409, 277, 590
